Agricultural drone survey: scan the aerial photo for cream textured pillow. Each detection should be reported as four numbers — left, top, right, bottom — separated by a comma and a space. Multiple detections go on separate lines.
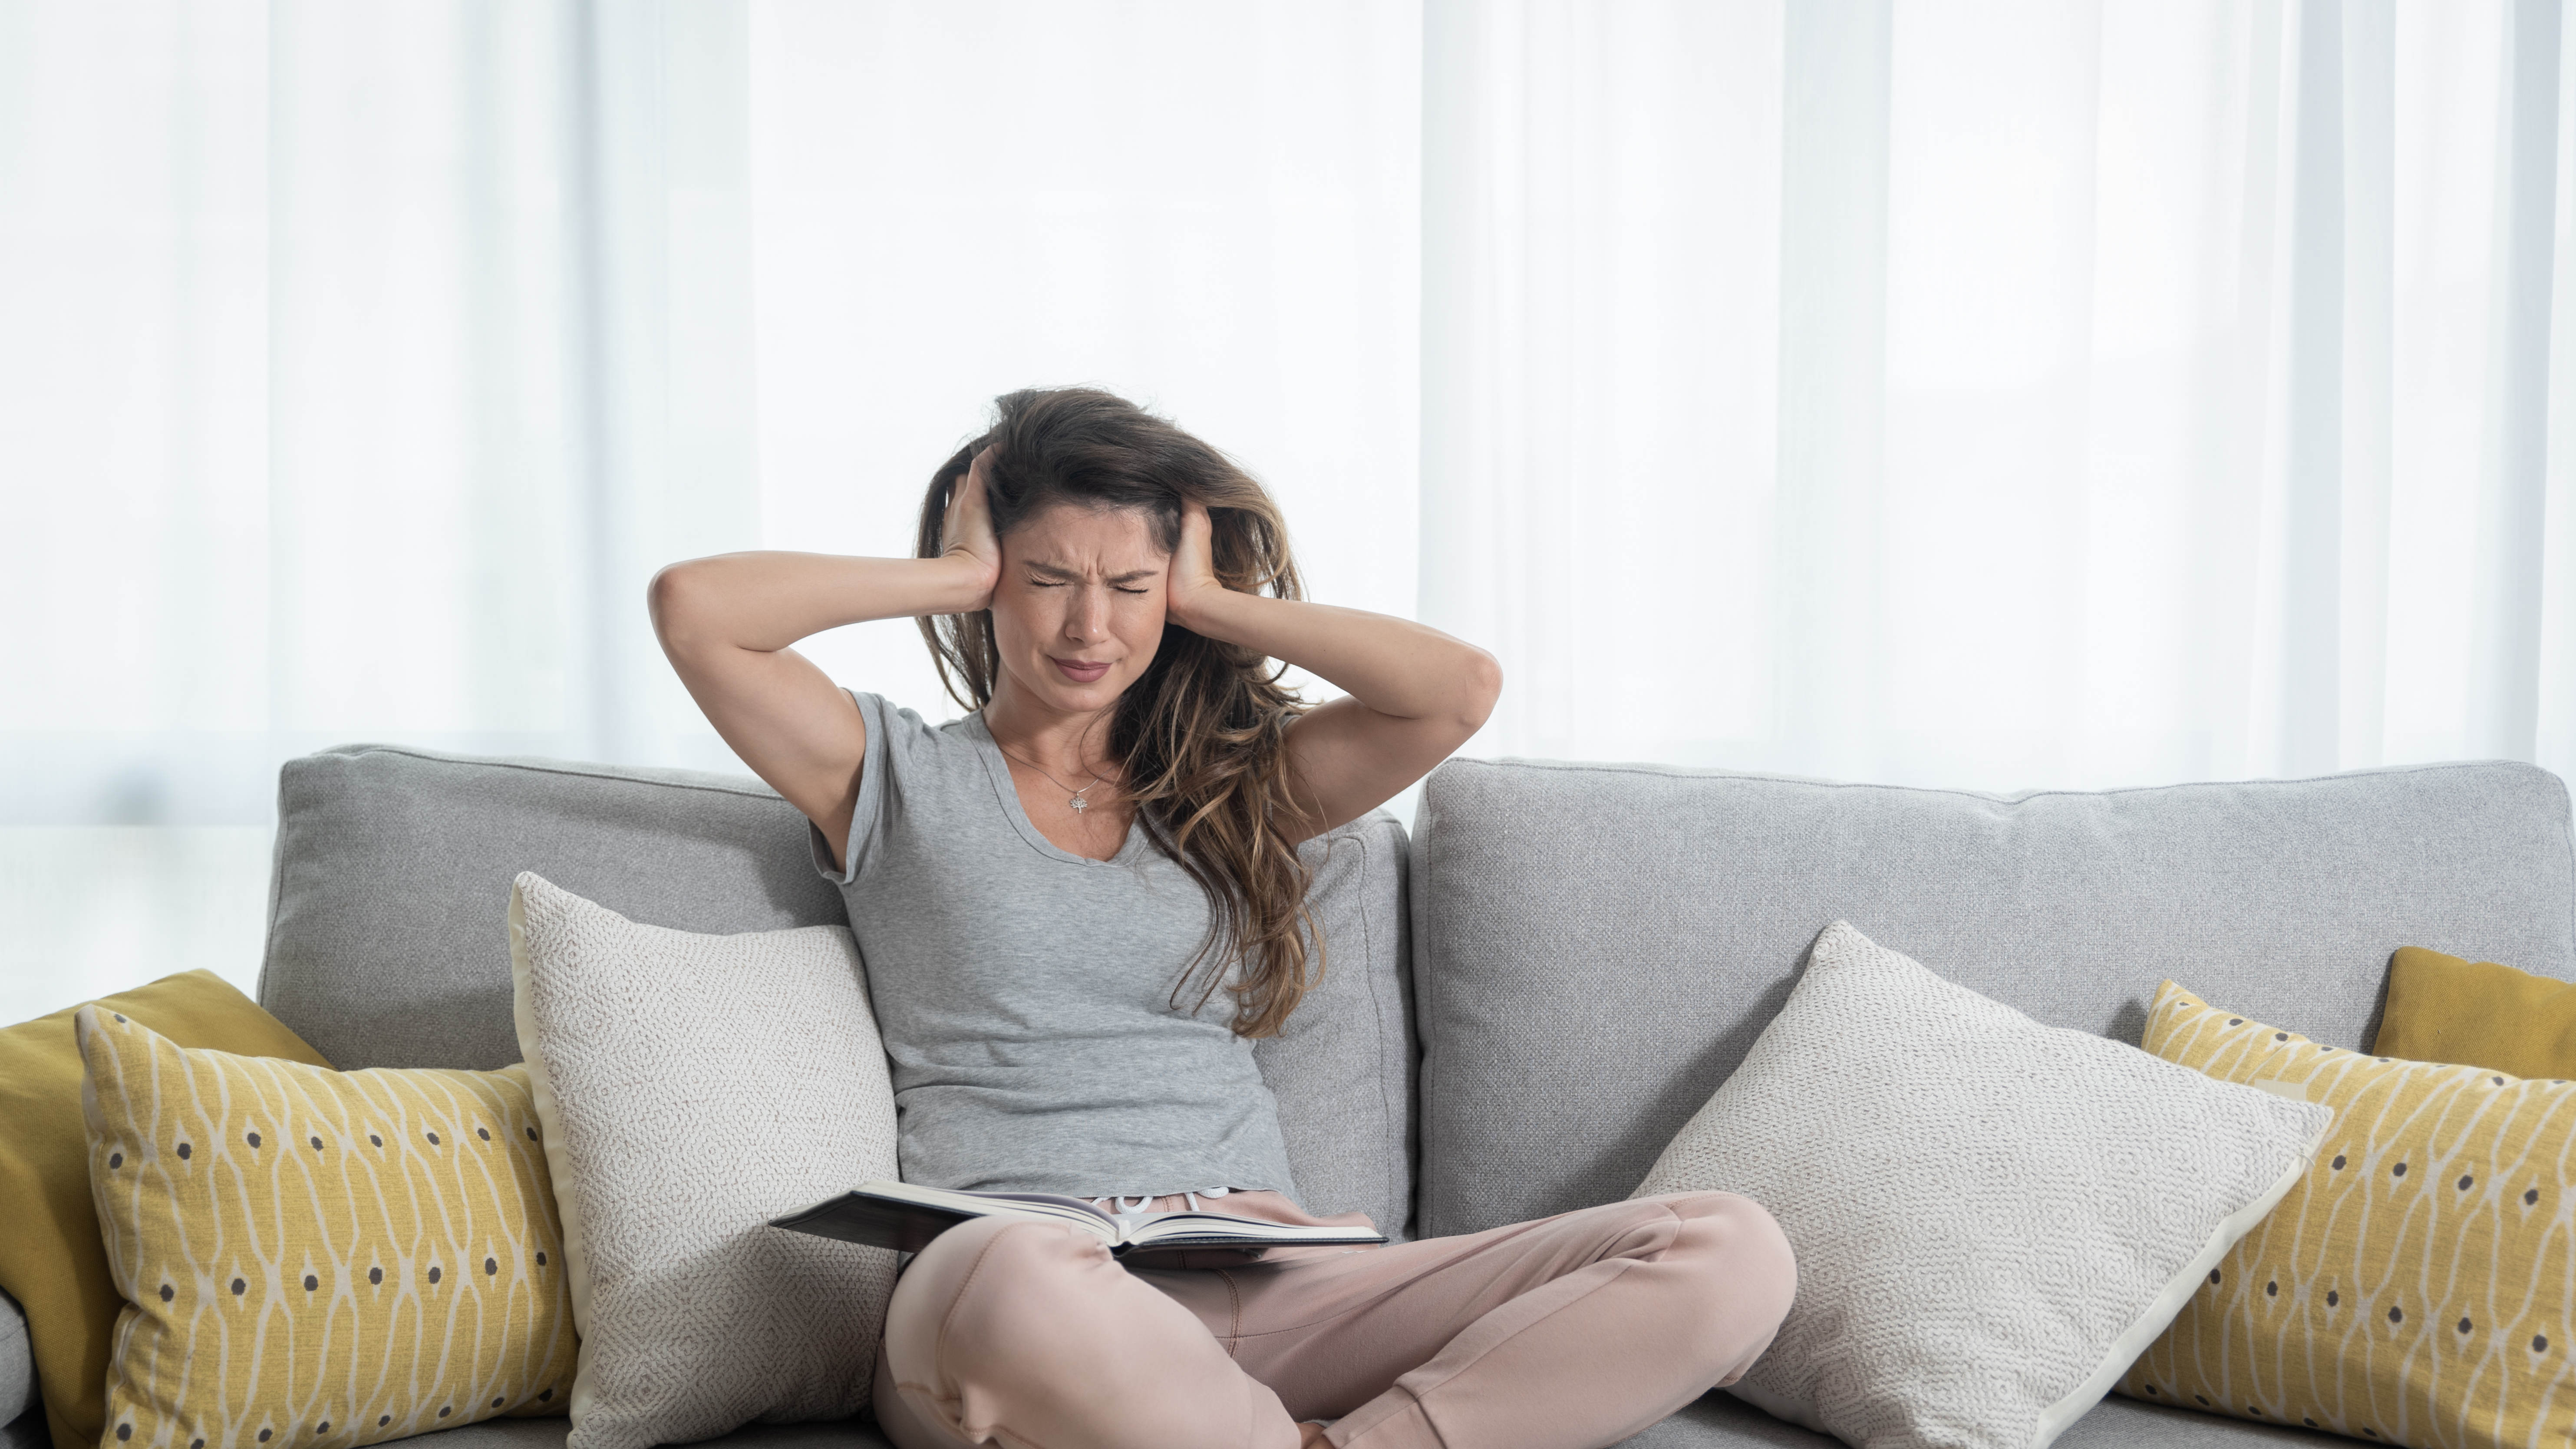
507, 871, 899, 1449
77, 1008, 574, 1449
1634, 922, 2332, 1449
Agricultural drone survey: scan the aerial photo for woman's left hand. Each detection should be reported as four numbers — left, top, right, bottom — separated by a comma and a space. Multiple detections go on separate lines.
1165, 500, 1224, 629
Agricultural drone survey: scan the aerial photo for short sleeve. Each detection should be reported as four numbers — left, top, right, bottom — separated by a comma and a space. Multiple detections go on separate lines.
807, 688, 894, 885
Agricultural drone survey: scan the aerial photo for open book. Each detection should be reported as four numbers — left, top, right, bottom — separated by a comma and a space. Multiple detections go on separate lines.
768, 1180, 1389, 1258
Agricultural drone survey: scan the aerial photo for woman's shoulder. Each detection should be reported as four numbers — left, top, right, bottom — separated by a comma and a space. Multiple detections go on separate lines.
849, 690, 986, 774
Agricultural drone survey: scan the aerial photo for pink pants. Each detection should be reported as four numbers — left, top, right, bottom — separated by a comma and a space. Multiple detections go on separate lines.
871, 1188, 1796, 1449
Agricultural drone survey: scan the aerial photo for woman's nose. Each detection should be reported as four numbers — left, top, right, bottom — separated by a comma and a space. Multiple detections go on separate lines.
1063, 588, 1108, 642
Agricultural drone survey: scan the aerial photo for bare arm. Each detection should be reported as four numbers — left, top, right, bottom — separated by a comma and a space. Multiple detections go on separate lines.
1164, 504, 1502, 842
647, 453, 1001, 868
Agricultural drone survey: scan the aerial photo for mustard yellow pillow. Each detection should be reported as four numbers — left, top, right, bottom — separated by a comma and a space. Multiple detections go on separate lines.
2372, 946, 2576, 1082
2116, 980, 2574, 1446
0, 971, 332, 1449
77, 1007, 576, 1449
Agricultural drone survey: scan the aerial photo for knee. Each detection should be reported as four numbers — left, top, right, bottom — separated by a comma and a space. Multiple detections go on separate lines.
1643, 1191, 1798, 1383
885, 1218, 1116, 1380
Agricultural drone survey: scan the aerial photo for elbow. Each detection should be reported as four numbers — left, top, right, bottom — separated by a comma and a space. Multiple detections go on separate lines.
1452, 647, 1503, 736
646, 561, 708, 654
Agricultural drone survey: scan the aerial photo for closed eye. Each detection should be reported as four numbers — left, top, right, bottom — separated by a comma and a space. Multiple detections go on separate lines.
1029, 577, 1153, 596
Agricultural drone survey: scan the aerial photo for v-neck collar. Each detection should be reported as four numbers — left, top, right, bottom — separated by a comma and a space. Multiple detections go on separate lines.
967, 712, 1145, 867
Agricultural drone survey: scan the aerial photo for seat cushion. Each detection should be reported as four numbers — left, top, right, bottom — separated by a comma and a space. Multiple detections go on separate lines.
398, 1420, 891, 1449
1614, 1390, 2345, 1446
260, 744, 1418, 1236
1410, 757, 2576, 1239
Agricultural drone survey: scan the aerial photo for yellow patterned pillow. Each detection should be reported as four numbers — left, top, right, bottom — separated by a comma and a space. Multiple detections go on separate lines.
2116, 980, 2575, 1446
76, 1006, 576, 1449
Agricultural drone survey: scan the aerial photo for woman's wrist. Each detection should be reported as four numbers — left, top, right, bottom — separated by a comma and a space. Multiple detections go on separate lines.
1165, 575, 1256, 640
925, 551, 999, 616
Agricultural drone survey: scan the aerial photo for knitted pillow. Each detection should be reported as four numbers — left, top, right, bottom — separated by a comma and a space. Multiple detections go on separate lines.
508, 871, 899, 1449
1634, 922, 2331, 1449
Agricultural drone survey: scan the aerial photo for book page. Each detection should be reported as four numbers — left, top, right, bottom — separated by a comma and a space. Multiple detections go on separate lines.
1125, 1213, 1387, 1245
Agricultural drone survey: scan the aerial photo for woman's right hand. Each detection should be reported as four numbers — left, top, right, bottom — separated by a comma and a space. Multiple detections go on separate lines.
941, 446, 1003, 610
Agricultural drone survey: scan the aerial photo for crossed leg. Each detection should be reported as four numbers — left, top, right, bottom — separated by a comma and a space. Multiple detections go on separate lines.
873, 1190, 1794, 1449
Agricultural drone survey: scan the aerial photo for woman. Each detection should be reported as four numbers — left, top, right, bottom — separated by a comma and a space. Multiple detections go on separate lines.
648, 387, 1794, 1449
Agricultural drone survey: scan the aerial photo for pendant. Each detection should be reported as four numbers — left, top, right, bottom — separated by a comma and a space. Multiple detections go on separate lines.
1070, 794, 1088, 814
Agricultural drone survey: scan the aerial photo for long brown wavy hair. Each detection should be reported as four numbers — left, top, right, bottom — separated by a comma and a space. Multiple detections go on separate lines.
915, 387, 1320, 1038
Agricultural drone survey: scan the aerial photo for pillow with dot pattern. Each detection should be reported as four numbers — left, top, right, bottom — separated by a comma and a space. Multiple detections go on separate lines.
76, 1005, 574, 1449
2118, 980, 2576, 1447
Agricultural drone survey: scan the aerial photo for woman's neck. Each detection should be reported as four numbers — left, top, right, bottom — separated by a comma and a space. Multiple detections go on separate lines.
981, 678, 1123, 784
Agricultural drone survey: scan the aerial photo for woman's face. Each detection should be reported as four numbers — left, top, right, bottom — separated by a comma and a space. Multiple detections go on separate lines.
989, 502, 1171, 720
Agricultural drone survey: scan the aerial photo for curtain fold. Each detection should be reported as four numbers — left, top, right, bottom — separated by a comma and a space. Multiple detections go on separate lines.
1422, 0, 2576, 792
2, 0, 2570, 825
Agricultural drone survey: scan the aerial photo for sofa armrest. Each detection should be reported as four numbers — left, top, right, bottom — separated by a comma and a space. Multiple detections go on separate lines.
0, 1288, 31, 1443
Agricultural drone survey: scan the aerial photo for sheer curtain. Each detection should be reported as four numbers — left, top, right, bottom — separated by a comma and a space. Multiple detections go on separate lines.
0, 0, 1417, 825
4, 1, 2574, 1013
1425, 0, 2576, 789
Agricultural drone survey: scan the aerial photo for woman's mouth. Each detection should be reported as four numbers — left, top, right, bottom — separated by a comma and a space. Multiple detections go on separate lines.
1052, 657, 1112, 684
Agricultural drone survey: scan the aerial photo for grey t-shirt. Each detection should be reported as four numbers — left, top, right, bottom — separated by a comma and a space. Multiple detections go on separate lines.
807, 690, 1300, 1201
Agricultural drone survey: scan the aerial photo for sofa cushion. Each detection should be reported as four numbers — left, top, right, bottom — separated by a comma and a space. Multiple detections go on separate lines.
393, 1420, 891, 1449
0, 1291, 27, 1432
1410, 757, 2576, 1238
262, 747, 849, 1074
260, 744, 1417, 1238
2, 1408, 42, 1449
302, 1393, 2323, 1449
1258, 815, 1417, 1238
1613, 1390, 2345, 1446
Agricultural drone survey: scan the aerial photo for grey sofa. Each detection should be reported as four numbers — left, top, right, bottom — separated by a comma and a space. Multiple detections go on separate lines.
5, 745, 2569, 1449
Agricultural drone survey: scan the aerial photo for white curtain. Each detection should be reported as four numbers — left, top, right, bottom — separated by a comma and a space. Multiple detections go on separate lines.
6, 0, 2575, 835
0, 0, 1419, 829
1428, 0, 2576, 789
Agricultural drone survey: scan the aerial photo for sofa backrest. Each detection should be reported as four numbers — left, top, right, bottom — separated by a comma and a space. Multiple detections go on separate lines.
259, 744, 1418, 1238
1408, 757, 2576, 1240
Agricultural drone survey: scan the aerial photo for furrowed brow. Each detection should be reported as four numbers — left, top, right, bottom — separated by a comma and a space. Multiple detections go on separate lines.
1025, 561, 1162, 584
